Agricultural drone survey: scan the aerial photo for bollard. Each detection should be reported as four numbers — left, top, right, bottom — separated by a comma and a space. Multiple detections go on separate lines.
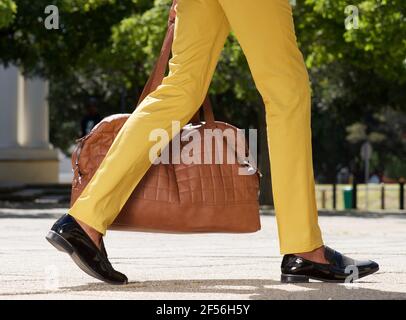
400, 178, 405, 210
321, 189, 326, 209
351, 180, 357, 209
380, 183, 385, 210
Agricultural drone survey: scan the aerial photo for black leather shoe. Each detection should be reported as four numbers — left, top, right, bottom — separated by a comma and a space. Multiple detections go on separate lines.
46, 214, 128, 285
281, 246, 379, 283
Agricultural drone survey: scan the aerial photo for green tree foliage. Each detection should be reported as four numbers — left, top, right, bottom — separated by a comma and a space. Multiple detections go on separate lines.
298, 0, 405, 82
0, 0, 16, 28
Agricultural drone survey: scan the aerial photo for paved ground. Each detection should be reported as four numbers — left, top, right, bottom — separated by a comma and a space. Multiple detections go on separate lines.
1, 209, 406, 299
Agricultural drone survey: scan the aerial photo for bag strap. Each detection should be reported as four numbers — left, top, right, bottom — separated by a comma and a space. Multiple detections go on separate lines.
136, 0, 214, 124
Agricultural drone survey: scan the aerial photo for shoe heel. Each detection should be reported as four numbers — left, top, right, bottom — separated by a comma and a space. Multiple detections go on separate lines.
281, 274, 309, 283
46, 231, 74, 255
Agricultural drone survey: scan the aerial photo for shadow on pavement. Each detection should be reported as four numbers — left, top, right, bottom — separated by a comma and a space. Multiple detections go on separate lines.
60, 278, 406, 300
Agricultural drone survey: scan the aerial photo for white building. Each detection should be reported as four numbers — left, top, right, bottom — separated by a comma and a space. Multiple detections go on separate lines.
0, 65, 59, 183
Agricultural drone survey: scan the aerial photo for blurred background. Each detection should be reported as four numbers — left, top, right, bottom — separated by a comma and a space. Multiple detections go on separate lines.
0, 0, 405, 212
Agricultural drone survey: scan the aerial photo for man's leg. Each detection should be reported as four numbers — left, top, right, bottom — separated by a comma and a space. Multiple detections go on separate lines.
218, 0, 323, 254
69, 0, 230, 234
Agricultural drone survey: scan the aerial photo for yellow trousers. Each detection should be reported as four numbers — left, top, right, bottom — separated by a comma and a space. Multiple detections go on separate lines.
69, 0, 323, 254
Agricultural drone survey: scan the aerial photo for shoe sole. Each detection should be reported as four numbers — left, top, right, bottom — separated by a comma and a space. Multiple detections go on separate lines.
281, 267, 379, 284
46, 231, 127, 285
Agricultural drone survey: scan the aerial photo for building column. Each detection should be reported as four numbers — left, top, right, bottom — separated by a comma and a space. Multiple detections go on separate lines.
0, 65, 22, 148
0, 65, 59, 184
22, 77, 51, 148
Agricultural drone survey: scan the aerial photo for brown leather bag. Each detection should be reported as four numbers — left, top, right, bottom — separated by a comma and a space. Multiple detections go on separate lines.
70, 1, 261, 233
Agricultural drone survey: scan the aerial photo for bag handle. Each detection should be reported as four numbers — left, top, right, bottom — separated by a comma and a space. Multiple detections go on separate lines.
136, 0, 214, 124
